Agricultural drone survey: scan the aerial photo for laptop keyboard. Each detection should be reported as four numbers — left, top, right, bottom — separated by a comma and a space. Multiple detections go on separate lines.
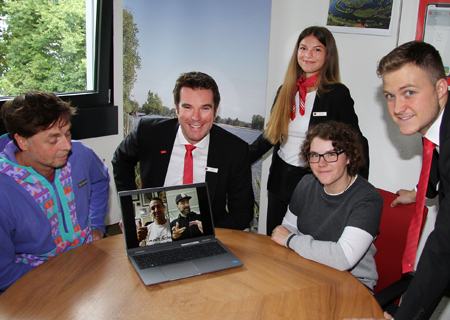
134, 241, 228, 269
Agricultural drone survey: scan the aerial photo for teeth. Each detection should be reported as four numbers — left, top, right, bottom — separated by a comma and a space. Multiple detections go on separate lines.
190, 125, 201, 128
399, 116, 413, 120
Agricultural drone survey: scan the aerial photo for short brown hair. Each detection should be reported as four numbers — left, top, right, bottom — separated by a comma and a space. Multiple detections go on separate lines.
377, 41, 446, 85
301, 121, 365, 176
173, 72, 220, 112
1, 91, 76, 146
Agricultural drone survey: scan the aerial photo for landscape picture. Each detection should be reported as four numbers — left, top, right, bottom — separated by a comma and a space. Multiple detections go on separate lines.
327, 0, 394, 30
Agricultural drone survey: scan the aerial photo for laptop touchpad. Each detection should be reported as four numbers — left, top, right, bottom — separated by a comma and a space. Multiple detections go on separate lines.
161, 262, 200, 280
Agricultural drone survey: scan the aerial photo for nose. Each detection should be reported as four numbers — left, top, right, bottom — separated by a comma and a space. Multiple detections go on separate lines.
318, 155, 328, 166
61, 135, 72, 151
305, 49, 313, 58
392, 96, 407, 115
191, 108, 201, 121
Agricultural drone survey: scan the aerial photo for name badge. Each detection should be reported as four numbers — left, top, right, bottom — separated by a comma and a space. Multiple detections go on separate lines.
313, 112, 327, 117
78, 179, 87, 188
205, 167, 218, 173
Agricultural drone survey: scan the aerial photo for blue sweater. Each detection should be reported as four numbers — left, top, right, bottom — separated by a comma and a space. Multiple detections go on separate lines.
0, 134, 110, 290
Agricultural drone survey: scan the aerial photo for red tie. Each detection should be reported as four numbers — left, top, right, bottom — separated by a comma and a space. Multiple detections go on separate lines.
402, 137, 436, 273
183, 145, 196, 184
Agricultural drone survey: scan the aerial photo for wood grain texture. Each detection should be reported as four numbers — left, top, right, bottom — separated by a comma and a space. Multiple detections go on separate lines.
0, 229, 383, 319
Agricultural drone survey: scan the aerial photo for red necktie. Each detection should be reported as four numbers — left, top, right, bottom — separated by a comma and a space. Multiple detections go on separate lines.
402, 137, 436, 273
291, 73, 318, 120
183, 145, 196, 184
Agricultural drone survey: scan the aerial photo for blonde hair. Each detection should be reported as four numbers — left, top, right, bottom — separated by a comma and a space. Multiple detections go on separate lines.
264, 26, 341, 144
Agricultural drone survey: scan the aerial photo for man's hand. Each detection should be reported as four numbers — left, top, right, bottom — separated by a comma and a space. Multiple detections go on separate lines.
92, 229, 104, 241
137, 221, 148, 242
172, 222, 186, 240
271, 225, 291, 246
343, 311, 393, 320
391, 189, 416, 207
197, 220, 203, 233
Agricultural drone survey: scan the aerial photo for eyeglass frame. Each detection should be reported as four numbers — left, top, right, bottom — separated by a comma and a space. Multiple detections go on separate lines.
306, 150, 345, 163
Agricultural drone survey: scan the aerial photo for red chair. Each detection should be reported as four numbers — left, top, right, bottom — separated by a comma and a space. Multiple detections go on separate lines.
373, 189, 428, 314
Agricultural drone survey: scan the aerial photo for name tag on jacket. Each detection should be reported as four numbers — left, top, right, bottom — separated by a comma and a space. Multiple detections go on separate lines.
313, 112, 327, 117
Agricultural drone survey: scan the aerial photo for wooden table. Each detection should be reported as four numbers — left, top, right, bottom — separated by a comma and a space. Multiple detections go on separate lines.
0, 229, 383, 319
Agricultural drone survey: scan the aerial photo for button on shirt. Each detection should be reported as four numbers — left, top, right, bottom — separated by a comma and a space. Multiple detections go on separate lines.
164, 127, 210, 186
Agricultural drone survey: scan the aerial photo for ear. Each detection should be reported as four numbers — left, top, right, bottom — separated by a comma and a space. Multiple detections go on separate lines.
436, 78, 448, 100
14, 133, 29, 151
175, 104, 179, 116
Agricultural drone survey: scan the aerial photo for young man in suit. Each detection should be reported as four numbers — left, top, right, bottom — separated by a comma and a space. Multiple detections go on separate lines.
346, 41, 449, 320
112, 71, 254, 231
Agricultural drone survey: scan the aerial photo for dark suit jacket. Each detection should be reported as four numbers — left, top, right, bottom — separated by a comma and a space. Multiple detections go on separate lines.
395, 97, 450, 320
249, 84, 369, 201
112, 117, 254, 230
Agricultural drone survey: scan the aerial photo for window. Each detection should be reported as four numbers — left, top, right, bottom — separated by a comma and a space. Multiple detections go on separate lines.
0, 0, 117, 140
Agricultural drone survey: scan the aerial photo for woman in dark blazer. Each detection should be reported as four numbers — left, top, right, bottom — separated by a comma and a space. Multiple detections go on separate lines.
250, 26, 369, 235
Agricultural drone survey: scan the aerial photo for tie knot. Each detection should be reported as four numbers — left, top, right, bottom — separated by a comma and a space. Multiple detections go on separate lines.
423, 137, 436, 151
185, 145, 196, 152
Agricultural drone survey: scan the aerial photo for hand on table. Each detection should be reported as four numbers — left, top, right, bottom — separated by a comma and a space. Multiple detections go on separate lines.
343, 311, 392, 320
172, 222, 186, 240
391, 188, 416, 207
92, 229, 104, 241
271, 225, 291, 246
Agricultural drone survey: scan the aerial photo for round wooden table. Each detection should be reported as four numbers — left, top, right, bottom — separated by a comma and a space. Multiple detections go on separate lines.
0, 229, 383, 319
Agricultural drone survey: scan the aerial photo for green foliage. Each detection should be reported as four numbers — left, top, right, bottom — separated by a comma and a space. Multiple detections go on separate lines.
123, 7, 141, 108
123, 98, 140, 114
141, 90, 163, 115
251, 114, 265, 130
161, 106, 177, 118
0, 0, 87, 96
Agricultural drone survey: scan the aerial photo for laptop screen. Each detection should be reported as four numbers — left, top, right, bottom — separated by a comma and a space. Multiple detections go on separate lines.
118, 183, 215, 250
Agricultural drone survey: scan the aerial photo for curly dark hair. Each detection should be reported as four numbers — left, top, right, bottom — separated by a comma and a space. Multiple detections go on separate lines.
300, 121, 365, 176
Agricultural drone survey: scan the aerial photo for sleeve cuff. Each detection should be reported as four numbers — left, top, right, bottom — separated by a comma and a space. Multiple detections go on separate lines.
285, 233, 296, 249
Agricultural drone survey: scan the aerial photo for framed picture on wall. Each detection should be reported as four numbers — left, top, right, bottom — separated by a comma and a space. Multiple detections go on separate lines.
326, 0, 395, 36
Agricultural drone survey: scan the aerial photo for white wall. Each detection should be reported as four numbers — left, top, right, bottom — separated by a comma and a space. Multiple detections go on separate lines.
80, 0, 124, 226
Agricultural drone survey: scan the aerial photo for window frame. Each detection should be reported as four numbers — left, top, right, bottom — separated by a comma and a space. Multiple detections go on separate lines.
0, 0, 117, 140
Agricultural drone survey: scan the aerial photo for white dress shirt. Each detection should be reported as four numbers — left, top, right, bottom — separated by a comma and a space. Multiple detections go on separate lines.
164, 127, 209, 186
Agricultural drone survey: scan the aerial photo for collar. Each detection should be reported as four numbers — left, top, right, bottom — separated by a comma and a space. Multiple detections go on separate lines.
424, 107, 444, 147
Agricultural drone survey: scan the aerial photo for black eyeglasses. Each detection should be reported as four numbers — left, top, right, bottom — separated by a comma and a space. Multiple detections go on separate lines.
306, 151, 344, 163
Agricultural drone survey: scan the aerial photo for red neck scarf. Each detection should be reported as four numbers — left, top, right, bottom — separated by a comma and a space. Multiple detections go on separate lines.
291, 73, 318, 120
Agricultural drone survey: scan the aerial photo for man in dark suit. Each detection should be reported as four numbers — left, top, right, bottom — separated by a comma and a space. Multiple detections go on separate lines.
345, 42, 450, 320
112, 71, 254, 231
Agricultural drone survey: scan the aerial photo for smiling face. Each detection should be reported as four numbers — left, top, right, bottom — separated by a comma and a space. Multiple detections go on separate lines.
15, 119, 72, 177
149, 200, 166, 225
175, 87, 216, 145
297, 35, 327, 79
176, 198, 191, 216
382, 63, 447, 136
309, 137, 350, 194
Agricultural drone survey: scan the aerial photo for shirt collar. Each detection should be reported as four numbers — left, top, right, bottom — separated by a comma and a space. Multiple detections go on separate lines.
424, 107, 444, 147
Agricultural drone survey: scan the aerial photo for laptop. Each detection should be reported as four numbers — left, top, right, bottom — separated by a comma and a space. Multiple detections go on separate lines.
118, 182, 243, 286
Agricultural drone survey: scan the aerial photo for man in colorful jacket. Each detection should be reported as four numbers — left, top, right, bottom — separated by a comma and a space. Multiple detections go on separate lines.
0, 91, 110, 292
